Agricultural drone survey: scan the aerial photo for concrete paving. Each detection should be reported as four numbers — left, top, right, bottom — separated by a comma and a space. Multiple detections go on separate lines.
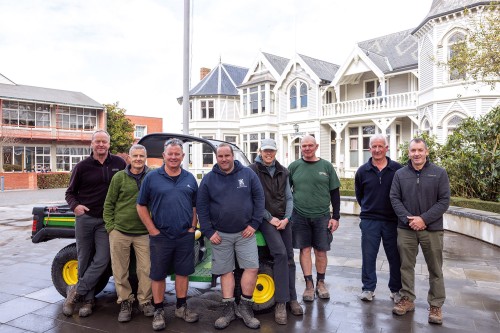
0, 188, 498, 332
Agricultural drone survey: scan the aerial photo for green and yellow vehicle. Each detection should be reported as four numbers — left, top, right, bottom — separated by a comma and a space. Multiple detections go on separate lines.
31, 133, 276, 311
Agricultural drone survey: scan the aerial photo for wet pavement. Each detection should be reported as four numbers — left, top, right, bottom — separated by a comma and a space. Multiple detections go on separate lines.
0, 188, 499, 332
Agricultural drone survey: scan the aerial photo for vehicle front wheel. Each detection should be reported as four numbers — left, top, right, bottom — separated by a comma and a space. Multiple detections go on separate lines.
51, 243, 111, 297
252, 262, 275, 312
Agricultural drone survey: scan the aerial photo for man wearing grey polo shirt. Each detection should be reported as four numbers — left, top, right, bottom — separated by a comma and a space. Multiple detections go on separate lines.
197, 143, 265, 330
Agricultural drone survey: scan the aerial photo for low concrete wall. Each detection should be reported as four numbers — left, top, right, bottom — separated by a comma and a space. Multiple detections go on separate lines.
340, 196, 499, 247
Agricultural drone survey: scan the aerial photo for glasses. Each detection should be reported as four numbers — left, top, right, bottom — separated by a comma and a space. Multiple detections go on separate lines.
164, 138, 184, 146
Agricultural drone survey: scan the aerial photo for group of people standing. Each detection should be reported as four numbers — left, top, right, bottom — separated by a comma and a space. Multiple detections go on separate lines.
60, 129, 450, 331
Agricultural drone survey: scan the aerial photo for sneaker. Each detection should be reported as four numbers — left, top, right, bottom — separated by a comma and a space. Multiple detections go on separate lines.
315, 280, 330, 299
214, 299, 236, 329
79, 299, 94, 317
62, 284, 80, 316
359, 290, 375, 301
302, 280, 315, 302
288, 300, 304, 316
139, 301, 155, 317
392, 296, 415, 316
390, 291, 402, 304
118, 300, 132, 322
175, 303, 199, 323
428, 306, 443, 325
274, 302, 287, 325
152, 308, 166, 331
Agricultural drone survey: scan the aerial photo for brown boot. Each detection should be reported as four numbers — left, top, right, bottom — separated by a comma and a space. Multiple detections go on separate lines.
302, 280, 315, 302
428, 306, 443, 325
392, 296, 415, 316
288, 300, 304, 316
274, 302, 287, 325
62, 285, 80, 316
315, 280, 330, 299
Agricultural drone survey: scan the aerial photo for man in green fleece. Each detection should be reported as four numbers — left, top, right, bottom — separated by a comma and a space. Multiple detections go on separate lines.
104, 144, 154, 323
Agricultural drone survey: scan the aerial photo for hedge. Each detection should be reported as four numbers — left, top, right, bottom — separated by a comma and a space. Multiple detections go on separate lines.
37, 173, 71, 189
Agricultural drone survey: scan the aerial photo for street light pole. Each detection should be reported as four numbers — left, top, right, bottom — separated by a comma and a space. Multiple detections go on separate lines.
182, 0, 190, 170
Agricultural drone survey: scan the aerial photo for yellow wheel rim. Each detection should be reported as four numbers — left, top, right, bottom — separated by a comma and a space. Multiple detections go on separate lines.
253, 273, 275, 304
62, 260, 79, 285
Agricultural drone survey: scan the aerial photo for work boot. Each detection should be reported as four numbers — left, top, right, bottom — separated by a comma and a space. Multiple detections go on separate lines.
288, 300, 304, 316
302, 280, 315, 302
62, 284, 80, 316
175, 303, 199, 323
316, 279, 330, 299
79, 299, 94, 317
392, 296, 415, 316
214, 298, 236, 329
139, 300, 155, 317
235, 297, 260, 329
274, 302, 287, 325
118, 300, 132, 322
152, 308, 166, 331
428, 306, 443, 325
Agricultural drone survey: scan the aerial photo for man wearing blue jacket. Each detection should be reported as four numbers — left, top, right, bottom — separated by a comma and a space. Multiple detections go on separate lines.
390, 138, 450, 325
355, 134, 402, 303
197, 143, 265, 330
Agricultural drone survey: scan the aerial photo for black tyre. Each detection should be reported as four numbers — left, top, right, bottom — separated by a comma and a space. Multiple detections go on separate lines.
51, 243, 111, 297
252, 262, 275, 312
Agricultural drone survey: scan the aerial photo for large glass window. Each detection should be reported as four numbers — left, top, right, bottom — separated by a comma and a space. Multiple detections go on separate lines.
250, 87, 258, 114
2, 101, 51, 127
290, 85, 297, 109
201, 135, 214, 167
134, 125, 146, 139
300, 82, 308, 108
56, 107, 97, 130
349, 127, 359, 167
201, 100, 215, 119
56, 147, 91, 171
2, 145, 52, 172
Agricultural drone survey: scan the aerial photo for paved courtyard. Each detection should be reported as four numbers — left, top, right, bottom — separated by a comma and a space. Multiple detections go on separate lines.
0, 188, 498, 332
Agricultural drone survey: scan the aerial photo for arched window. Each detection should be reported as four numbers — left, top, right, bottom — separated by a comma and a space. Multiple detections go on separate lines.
448, 32, 466, 81
446, 115, 464, 135
289, 80, 308, 110
300, 82, 308, 107
422, 119, 430, 135
290, 85, 297, 109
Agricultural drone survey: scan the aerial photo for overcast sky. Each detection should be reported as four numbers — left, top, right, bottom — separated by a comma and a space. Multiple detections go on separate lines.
0, 0, 431, 132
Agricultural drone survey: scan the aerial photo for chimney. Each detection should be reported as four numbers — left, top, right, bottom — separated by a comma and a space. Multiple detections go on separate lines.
200, 67, 211, 80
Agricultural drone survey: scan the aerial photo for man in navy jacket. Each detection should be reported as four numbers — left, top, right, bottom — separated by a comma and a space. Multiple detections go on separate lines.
355, 134, 402, 303
197, 143, 265, 330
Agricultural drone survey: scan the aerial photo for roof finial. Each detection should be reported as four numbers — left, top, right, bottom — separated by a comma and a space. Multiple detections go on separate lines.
219, 55, 222, 64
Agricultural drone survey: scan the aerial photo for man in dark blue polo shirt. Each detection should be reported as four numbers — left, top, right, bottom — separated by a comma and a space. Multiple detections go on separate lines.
137, 139, 199, 331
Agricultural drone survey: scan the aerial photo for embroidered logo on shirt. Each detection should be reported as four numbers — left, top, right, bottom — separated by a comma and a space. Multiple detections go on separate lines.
319, 172, 329, 177
187, 184, 191, 188
237, 179, 247, 188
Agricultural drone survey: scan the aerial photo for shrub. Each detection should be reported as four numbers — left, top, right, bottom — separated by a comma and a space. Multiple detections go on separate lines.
37, 173, 71, 189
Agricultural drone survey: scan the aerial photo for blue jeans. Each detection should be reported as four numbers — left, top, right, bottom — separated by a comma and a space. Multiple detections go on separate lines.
360, 219, 401, 293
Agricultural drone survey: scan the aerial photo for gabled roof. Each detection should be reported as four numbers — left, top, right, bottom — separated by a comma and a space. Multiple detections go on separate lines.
357, 29, 418, 73
298, 54, 339, 82
0, 73, 15, 85
413, 1, 496, 34
0, 83, 103, 108
262, 52, 290, 75
188, 63, 248, 97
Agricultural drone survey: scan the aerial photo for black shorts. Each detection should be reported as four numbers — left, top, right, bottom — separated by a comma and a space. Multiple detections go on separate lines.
149, 232, 195, 280
292, 211, 332, 251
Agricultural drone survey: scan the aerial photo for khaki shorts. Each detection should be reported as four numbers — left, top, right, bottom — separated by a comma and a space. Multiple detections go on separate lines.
211, 231, 259, 275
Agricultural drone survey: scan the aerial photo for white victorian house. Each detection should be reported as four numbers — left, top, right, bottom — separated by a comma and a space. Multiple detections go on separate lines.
183, 0, 500, 177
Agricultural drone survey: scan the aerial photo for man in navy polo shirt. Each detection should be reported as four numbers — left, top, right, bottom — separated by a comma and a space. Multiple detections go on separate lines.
137, 139, 199, 331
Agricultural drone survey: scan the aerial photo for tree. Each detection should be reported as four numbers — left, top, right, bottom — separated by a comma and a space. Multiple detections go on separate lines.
397, 132, 442, 166
440, 106, 499, 202
447, 4, 500, 88
105, 102, 134, 154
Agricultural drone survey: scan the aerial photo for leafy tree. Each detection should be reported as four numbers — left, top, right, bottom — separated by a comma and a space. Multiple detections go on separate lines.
105, 102, 134, 154
447, 4, 500, 88
397, 132, 442, 166
440, 106, 499, 201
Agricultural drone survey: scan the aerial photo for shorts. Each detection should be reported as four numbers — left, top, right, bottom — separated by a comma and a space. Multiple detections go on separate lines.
292, 210, 332, 251
149, 232, 195, 280
211, 231, 259, 275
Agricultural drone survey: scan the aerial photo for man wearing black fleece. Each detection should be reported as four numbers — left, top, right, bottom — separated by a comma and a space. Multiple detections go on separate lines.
63, 130, 126, 317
